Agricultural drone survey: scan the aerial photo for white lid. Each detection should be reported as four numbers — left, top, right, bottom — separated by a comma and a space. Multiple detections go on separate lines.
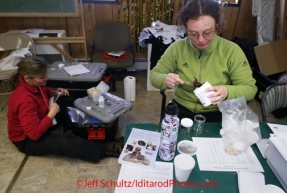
177, 140, 197, 156
96, 81, 110, 94
237, 170, 265, 193
181, 118, 193, 127
262, 185, 285, 193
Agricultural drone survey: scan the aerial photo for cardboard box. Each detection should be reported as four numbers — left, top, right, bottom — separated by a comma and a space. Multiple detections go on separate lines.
254, 39, 287, 76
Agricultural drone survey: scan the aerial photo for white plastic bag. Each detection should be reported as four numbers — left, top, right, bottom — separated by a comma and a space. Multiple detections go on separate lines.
218, 97, 261, 155
0, 48, 32, 72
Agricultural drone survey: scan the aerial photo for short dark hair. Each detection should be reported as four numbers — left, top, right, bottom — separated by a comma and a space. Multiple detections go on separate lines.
176, 0, 226, 33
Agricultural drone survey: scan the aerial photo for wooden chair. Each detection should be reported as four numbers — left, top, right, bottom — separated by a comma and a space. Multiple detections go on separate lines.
0, 33, 35, 110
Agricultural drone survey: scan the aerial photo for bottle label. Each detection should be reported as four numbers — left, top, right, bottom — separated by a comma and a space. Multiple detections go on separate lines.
159, 115, 179, 161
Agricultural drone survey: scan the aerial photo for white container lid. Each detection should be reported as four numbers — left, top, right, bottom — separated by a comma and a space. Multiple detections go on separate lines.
262, 185, 285, 193
181, 118, 193, 127
177, 140, 197, 156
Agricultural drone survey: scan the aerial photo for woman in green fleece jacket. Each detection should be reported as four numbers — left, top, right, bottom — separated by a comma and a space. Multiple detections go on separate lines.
150, 0, 257, 122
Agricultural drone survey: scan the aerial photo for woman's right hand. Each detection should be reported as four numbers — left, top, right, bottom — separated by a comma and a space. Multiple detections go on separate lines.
165, 73, 184, 88
47, 103, 60, 119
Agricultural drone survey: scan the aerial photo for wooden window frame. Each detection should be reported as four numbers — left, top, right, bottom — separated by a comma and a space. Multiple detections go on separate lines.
82, 0, 118, 3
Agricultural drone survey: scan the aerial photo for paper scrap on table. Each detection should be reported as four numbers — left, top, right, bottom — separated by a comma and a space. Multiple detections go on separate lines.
115, 161, 173, 193
62, 64, 90, 76
193, 137, 264, 172
267, 123, 287, 135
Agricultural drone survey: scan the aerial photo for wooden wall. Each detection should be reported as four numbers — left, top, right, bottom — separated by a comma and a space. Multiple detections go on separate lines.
0, 0, 257, 60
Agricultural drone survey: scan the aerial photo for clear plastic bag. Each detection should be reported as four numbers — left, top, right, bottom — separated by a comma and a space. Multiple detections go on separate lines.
67, 107, 100, 125
0, 48, 31, 71
218, 97, 261, 155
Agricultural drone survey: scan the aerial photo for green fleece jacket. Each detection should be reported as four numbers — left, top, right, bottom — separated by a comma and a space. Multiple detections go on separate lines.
150, 35, 257, 113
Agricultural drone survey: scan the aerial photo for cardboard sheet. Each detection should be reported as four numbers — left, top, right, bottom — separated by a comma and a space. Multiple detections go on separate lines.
254, 39, 287, 76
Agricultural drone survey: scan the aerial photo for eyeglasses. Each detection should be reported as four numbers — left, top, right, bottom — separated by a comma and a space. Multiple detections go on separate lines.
187, 30, 215, 39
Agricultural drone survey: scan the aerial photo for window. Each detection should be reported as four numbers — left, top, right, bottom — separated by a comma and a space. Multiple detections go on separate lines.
219, 0, 241, 7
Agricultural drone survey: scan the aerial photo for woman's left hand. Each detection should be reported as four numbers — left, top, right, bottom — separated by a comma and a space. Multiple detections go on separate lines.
205, 86, 228, 105
55, 88, 70, 96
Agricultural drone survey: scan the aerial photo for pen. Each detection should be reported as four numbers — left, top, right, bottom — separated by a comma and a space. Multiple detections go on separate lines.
54, 92, 61, 102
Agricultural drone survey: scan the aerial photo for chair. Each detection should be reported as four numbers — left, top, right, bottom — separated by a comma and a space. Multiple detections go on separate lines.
0, 33, 35, 110
88, 21, 135, 91
261, 83, 287, 121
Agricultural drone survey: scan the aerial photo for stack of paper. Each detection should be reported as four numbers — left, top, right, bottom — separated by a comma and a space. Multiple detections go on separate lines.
267, 123, 287, 136
256, 123, 287, 158
62, 64, 90, 77
269, 137, 287, 162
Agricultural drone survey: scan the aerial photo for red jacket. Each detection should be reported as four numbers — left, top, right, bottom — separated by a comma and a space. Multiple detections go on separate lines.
7, 77, 53, 142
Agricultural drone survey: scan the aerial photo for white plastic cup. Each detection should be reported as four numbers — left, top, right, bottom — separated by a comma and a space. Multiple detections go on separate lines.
174, 154, 196, 182
181, 118, 194, 135
193, 114, 206, 132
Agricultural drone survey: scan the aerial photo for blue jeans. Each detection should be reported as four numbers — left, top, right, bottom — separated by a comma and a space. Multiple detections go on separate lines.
12, 97, 105, 163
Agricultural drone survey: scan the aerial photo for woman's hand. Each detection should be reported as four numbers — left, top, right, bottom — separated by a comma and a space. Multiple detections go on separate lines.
205, 86, 228, 104
51, 88, 70, 97
165, 73, 184, 89
56, 88, 70, 96
47, 103, 60, 119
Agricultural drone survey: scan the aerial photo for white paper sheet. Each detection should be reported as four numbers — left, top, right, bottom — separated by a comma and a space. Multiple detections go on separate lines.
267, 123, 287, 135
192, 137, 264, 172
115, 161, 173, 193
62, 64, 90, 76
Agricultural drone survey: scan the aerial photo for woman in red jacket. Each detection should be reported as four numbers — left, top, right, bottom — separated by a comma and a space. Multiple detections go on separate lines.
7, 56, 121, 162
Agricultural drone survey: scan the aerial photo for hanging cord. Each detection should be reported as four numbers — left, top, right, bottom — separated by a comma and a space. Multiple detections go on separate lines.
100, 51, 130, 62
